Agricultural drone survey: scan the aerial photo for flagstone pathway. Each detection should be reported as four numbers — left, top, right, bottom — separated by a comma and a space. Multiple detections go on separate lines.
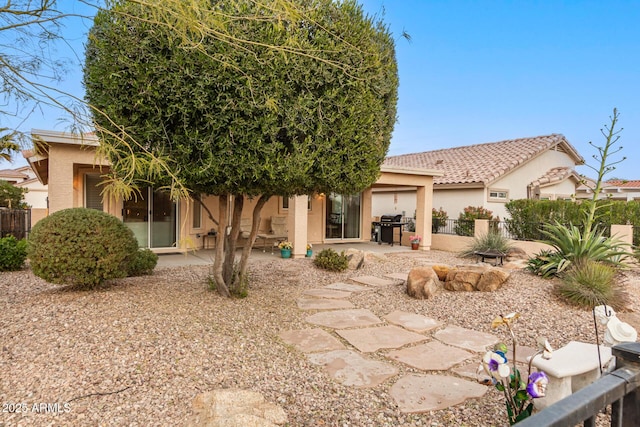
279, 273, 502, 413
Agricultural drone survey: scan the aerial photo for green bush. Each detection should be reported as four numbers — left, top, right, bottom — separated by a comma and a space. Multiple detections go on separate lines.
28, 208, 140, 288
127, 248, 158, 276
460, 231, 513, 258
313, 248, 349, 272
0, 235, 27, 271
454, 206, 494, 236
556, 260, 628, 310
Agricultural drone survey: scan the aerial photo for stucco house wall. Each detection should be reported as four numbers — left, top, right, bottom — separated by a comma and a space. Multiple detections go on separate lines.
26, 130, 439, 254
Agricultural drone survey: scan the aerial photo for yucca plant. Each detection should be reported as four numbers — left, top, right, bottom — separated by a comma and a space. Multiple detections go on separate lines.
531, 221, 629, 278
460, 231, 513, 258
556, 259, 628, 310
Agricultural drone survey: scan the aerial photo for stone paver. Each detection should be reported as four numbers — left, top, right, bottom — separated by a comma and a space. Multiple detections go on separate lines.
297, 298, 354, 311
324, 282, 370, 293
302, 288, 352, 299
384, 272, 409, 282
306, 309, 383, 329
279, 328, 345, 353
337, 325, 427, 353
384, 310, 442, 333
387, 341, 473, 371
308, 350, 398, 388
349, 275, 398, 287
507, 345, 538, 364
434, 325, 498, 352
390, 374, 487, 413
452, 361, 483, 381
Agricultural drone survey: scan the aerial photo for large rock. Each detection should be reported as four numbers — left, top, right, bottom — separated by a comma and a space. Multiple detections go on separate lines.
188, 389, 287, 427
344, 248, 365, 270
431, 264, 450, 281
444, 265, 488, 291
406, 266, 442, 299
476, 268, 510, 291
506, 247, 528, 261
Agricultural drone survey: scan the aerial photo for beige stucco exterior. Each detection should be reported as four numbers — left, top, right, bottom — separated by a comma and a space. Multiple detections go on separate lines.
26, 130, 440, 254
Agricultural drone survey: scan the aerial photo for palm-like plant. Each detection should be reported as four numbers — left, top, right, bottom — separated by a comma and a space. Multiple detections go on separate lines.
0, 128, 20, 162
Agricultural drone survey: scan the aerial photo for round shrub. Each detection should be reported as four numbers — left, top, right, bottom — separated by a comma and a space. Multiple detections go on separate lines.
28, 208, 139, 288
0, 235, 28, 271
127, 248, 158, 276
313, 248, 349, 272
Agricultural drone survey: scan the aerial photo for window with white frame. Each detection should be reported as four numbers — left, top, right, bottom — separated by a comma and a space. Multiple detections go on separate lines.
488, 189, 509, 202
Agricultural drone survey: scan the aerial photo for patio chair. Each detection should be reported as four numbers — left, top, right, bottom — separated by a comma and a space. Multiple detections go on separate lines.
257, 216, 288, 253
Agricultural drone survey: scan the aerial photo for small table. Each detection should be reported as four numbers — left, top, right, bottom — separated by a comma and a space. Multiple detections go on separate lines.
203, 233, 217, 249
474, 250, 506, 265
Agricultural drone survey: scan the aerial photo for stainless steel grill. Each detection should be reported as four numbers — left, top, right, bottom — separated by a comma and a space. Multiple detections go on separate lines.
372, 214, 405, 246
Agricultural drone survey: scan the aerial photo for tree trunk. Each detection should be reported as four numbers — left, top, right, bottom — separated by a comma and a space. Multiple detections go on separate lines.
212, 194, 230, 297
238, 195, 270, 284
223, 195, 244, 285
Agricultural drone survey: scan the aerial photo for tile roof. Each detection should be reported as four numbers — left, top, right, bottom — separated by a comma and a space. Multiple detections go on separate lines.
383, 134, 583, 186
0, 169, 28, 180
530, 167, 581, 188
603, 180, 640, 189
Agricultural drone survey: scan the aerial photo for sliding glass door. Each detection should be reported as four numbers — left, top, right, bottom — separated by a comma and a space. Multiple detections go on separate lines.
123, 188, 177, 248
325, 193, 361, 240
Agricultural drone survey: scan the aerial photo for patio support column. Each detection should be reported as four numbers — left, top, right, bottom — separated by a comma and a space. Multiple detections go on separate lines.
416, 185, 432, 250
361, 187, 373, 242
289, 195, 308, 258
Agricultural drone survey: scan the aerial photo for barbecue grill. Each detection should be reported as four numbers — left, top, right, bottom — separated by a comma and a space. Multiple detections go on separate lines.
372, 214, 406, 246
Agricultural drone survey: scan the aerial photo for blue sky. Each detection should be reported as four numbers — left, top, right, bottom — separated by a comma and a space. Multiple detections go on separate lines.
360, 0, 639, 179
3, 0, 639, 180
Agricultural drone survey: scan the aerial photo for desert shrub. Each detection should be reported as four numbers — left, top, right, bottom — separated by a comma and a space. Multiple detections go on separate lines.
28, 208, 139, 288
0, 235, 27, 271
555, 260, 628, 310
432, 207, 448, 233
127, 248, 158, 276
460, 231, 513, 258
454, 206, 494, 236
313, 248, 348, 272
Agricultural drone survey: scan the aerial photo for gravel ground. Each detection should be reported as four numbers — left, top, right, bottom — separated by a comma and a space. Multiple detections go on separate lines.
1, 249, 638, 427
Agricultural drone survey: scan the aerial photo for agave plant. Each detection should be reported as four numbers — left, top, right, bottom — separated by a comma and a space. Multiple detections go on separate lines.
530, 221, 629, 278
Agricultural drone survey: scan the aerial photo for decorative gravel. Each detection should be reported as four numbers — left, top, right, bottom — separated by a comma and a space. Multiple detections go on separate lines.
1, 250, 638, 426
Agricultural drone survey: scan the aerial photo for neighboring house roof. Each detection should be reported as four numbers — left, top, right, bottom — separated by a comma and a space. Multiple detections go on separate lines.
383, 134, 584, 187
603, 180, 640, 190
530, 166, 582, 188
0, 168, 29, 182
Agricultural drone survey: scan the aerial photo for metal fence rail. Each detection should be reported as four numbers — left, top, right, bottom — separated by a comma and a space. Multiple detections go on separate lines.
517, 342, 640, 427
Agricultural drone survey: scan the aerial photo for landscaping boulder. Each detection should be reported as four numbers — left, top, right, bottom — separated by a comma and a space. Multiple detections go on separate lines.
444, 264, 510, 292
406, 266, 442, 299
444, 265, 488, 292
506, 247, 528, 261
345, 248, 365, 270
188, 389, 287, 427
476, 268, 511, 292
431, 264, 450, 282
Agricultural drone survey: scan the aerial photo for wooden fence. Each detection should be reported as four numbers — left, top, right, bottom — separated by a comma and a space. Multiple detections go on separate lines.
0, 208, 31, 240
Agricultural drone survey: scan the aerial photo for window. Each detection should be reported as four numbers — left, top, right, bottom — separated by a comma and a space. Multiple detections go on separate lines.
281, 196, 311, 210
84, 174, 103, 211
488, 189, 509, 203
192, 198, 202, 229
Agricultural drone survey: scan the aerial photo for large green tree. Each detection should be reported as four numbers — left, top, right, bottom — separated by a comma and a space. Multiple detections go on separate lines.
84, 0, 398, 296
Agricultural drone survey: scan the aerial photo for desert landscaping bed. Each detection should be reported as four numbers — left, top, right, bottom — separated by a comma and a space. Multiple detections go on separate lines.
1, 250, 638, 426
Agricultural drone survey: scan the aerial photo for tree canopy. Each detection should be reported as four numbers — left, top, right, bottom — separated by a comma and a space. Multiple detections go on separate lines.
84, 0, 398, 198
84, 0, 399, 295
